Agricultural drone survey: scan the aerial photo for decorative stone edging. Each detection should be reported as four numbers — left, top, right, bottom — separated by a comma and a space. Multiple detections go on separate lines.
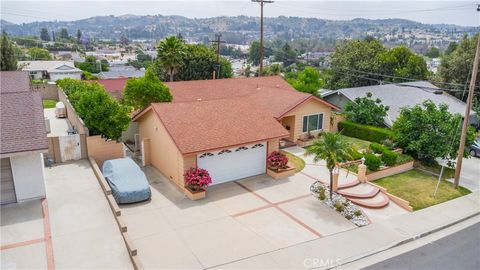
310, 181, 370, 227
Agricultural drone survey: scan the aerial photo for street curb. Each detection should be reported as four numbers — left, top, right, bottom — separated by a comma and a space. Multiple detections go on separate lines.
330, 211, 480, 269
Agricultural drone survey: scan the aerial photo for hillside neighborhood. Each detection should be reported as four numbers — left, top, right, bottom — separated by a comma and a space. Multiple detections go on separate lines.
1, 2, 479, 270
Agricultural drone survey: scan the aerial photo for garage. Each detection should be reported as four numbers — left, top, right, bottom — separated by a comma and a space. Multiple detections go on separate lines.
197, 142, 267, 185
1, 158, 17, 205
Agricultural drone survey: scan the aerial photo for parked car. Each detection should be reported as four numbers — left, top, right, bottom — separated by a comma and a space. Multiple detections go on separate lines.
467, 138, 480, 158
102, 158, 151, 204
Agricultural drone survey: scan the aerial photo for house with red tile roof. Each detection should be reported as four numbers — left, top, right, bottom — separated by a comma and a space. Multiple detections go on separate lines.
131, 76, 339, 193
0, 71, 48, 205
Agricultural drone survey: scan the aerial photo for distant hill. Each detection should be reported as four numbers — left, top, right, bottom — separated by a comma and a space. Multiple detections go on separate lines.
1, 15, 477, 45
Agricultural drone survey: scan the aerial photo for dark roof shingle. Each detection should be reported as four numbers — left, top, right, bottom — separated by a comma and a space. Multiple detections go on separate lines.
0, 71, 48, 155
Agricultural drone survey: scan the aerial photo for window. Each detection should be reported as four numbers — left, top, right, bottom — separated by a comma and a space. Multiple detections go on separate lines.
218, 150, 232, 155
199, 152, 214, 158
302, 113, 324, 132
252, 144, 264, 148
235, 146, 248, 152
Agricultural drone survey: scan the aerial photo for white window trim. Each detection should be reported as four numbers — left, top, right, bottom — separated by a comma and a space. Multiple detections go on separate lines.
302, 112, 324, 133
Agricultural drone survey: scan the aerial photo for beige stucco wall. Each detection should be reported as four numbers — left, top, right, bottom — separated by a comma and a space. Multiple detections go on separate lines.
86, 135, 125, 168
267, 138, 279, 155
282, 99, 333, 142
138, 110, 184, 188
10, 153, 46, 202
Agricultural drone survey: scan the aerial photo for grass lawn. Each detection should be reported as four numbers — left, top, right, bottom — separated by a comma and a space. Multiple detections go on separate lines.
284, 151, 306, 173
374, 169, 471, 211
414, 160, 455, 179
340, 135, 371, 150
43, 99, 56, 109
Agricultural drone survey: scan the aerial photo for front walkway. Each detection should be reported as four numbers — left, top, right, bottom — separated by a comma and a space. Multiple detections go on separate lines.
283, 146, 408, 222
1, 160, 133, 269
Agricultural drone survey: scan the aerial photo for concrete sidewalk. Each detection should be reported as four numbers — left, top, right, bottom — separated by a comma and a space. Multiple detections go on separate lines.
212, 191, 480, 269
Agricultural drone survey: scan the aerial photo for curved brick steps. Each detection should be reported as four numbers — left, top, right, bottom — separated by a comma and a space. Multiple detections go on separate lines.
349, 192, 390, 209
337, 184, 380, 199
338, 179, 360, 189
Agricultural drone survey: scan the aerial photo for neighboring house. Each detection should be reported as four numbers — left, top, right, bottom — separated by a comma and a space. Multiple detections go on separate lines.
132, 76, 338, 191
18, 61, 82, 81
99, 65, 145, 79
322, 81, 478, 127
97, 78, 129, 100
0, 71, 48, 205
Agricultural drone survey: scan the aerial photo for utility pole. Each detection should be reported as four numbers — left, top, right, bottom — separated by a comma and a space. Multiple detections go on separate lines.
210, 33, 225, 79
252, 0, 274, 76
453, 35, 480, 188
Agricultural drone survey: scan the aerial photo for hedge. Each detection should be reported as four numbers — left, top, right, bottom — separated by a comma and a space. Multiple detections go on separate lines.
338, 121, 395, 143
364, 153, 381, 171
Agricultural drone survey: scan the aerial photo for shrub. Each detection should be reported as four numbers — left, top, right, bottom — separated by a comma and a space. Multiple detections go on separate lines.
364, 153, 381, 171
345, 214, 353, 220
317, 186, 326, 200
334, 202, 344, 212
396, 154, 414, 165
381, 138, 396, 150
267, 151, 289, 171
382, 150, 399, 167
184, 167, 212, 191
338, 121, 394, 143
347, 147, 363, 161
370, 143, 389, 154
354, 210, 363, 216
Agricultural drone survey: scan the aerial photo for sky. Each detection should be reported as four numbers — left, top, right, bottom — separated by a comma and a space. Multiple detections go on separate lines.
1, 0, 479, 26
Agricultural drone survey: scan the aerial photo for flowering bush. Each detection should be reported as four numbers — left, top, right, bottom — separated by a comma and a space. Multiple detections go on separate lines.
184, 167, 212, 191
267, 151, 289, 171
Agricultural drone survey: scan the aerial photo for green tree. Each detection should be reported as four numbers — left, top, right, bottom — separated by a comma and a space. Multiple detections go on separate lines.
59, 28, 69, 40
378, 46, 429, 82
248, 41, 260, 66
274, 42, 297, 66
153, 42, 232, 81
1, 33, 18, 71
444, 41, 458, 56
75, 55, 108, 73
425, 47, 440, 58
287, 67, 324, 96
40, 28, 50, 41
76, 29, 82, 43
344, 92, 389, 126
305, 132, 352, 199
392, 100, 475, 164
123, 69, 173, 110
157, 36, 185, 82
27, 47, 52, 60
328, 38, 385, 89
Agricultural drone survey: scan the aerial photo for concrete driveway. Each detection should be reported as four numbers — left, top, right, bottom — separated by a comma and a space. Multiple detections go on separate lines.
1, 160, 133, 269
120, 166, 356, 269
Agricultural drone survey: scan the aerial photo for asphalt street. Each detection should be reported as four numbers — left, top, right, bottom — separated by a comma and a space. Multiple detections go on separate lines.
363, 222, 480, 270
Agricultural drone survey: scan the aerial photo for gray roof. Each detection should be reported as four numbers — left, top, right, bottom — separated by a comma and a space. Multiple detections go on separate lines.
328, 81, 475, 127
0, 71, 48, 155
18, 61, 82, 73
99, 66, 145, 79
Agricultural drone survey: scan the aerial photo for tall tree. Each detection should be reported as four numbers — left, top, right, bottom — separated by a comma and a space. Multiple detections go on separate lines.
274, 42, 297, 67
287, 67, 324, 96
378, 46, 429, 82
59, 28, 69, 39
76, 29, 82, 43
156, 36, 185, 82
328, 38, 385, 89
123, 69, 173, 110
344, 92, 389, 126
40, 28, 50, 41
305, 132, 352, 199
0, 33, 18, 71
27, 47, 52, 60
248, 41, 261, 66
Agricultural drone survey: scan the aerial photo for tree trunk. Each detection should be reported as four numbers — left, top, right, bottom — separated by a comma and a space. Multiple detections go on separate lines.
329, 168, 333, 200
169, 70, 174, 82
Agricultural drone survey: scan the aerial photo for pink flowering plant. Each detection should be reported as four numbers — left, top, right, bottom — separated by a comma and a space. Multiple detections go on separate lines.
184, 167, 212, 192
267, 151, 289, 171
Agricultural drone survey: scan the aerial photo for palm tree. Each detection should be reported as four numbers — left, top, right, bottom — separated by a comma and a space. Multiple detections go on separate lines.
305, 132, 352, 199
157, 36, 185, 82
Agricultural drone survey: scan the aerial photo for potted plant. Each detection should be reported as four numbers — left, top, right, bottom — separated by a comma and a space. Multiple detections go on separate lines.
266, 151, 296, 179
183, 167, 212, 200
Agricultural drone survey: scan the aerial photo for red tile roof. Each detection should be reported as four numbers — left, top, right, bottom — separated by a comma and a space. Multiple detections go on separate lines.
149, 98, 289, 154
97, 78, 128, 94
0, 71, 48, 155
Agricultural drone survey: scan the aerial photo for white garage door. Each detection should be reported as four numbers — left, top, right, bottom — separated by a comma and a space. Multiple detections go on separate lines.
197, 142, 267, 185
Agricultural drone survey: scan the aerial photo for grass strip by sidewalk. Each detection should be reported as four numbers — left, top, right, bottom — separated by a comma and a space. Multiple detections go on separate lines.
374, 169, 471, 211
43, 99, 56, 109
283, 151, 306, 173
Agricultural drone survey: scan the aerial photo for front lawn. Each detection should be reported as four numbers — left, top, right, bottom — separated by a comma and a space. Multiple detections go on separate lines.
284, 151, 305, 173
43, 99, 56, 109
373, 169, 471, 211
414, 160, 455, 179
340, 135, 371, 150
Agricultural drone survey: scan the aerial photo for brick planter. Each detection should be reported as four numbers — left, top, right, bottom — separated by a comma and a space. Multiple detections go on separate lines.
184, 187, 206, 200
367, 161, 414, 181
267, 166, 296, 180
